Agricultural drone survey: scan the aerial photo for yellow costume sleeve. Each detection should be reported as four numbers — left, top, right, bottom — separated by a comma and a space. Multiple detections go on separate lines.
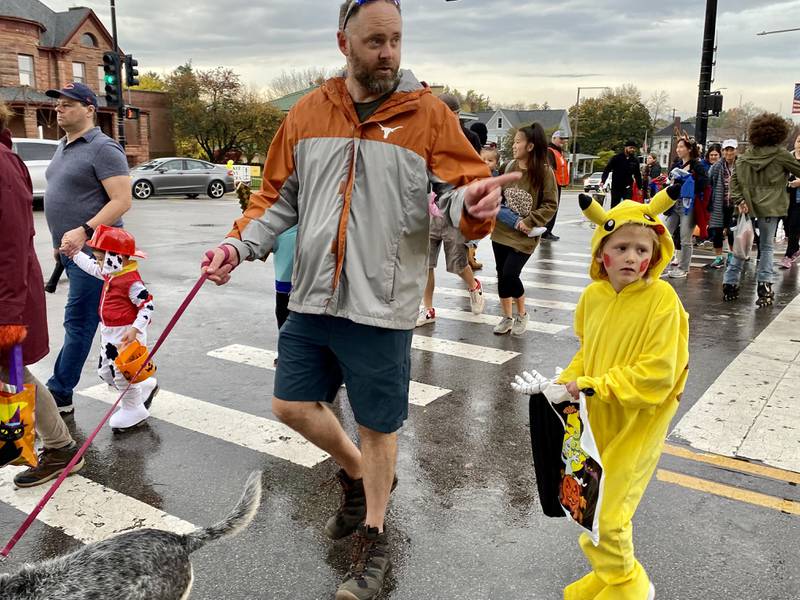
575, 293, 688, 410
557, 292, 585, 384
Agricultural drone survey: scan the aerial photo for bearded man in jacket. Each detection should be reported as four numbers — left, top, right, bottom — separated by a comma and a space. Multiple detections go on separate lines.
201, 2, 519, 598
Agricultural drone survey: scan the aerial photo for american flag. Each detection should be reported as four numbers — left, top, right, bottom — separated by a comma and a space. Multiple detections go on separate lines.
794, 83, 800, 114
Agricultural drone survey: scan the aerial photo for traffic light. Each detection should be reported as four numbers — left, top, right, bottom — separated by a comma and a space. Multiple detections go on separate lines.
124, 54, 139, 88
102, 51, 122, 108
124, 106, 140, 120
705, 92, 724, 117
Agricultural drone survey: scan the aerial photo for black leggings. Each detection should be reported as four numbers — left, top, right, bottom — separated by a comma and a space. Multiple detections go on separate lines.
276, 292, 290, 330
784, 200, 800, 258
708, 227, 733, 251
492, 241, 533, 299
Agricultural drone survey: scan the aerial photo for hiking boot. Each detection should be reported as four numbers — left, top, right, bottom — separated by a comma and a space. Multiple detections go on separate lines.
13, 442, 85, 488
468, 279, 485, 315
324, 470, 398, 540
756, 281, 774, 307
49, 388, 74, 415
722, 283, 739, 302
704, 256, 725, 270
511, 312, 529, 336
415, 307, 435, 327
493, 316, 514, 335
335, 525, 392, 600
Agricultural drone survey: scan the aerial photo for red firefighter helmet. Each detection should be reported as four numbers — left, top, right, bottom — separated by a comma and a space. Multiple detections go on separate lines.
86, 224, 147, 259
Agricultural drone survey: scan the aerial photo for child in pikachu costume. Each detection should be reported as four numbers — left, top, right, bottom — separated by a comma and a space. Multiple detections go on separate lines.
557, 185, 690, 600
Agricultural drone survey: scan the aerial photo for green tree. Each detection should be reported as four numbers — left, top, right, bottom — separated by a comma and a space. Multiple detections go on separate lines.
441, 86, 492, 112
165, 62, 284, 162
593, 150, 615, 172
570, 85, 652, 155
126, 71, 166, 91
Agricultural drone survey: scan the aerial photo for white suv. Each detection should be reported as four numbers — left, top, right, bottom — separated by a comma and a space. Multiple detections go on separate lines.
11, 138, 60, 209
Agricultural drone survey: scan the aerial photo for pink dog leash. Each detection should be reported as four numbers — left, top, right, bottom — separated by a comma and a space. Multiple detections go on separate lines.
0, 247, 233, 559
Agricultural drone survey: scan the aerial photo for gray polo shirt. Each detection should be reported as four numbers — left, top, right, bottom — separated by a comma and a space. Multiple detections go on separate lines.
44, 127, 129, 249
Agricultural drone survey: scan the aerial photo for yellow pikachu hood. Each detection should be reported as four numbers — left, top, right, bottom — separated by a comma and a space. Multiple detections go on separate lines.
578, 186, 680, 281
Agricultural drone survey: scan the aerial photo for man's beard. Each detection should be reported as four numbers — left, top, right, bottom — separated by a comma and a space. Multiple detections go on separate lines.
351, 53, 399, 96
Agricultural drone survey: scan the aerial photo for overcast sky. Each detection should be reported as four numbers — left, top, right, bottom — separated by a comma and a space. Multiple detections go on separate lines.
48, 0, 800, 119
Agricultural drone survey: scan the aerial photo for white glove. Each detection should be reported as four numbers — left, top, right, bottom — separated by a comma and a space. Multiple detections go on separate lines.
511, 370, 550, 394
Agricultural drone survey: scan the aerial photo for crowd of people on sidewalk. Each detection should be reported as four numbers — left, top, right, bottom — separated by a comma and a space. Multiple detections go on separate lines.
1, 1, 799, 599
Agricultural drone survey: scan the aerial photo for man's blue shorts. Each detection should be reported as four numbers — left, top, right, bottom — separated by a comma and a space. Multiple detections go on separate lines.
274, 313, 412, 434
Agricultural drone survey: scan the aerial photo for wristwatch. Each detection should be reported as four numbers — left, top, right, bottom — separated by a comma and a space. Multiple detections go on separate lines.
81, 223, 94, 239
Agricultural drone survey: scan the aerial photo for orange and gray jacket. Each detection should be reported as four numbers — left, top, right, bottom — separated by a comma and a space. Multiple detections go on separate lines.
224, 70, 492, 330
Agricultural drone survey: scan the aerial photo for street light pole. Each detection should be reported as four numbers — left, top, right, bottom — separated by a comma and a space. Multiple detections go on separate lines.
109, 0, 126, 148
571, 86, 610, 184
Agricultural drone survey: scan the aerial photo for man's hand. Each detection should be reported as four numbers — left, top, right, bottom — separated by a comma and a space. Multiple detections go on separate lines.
59, 227, 88, 258
202, 244, 240, 286
737, 202, 750, 215
789, 180, 800, 189
463, 172, 522, 220
120, 327, 140, 346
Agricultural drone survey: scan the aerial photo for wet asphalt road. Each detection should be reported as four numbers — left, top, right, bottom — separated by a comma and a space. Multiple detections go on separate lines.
1, 192, 798, 600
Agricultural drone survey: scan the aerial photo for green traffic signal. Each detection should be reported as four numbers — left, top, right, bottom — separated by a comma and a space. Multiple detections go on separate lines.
104, 74, 117, 85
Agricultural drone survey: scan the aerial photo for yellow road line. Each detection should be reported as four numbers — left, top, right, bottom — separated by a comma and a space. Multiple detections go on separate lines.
657, 470, 800, 516
662, 443, 800, 485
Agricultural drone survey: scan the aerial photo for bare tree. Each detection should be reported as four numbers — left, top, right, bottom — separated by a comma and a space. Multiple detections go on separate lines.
266, 67, 340, 99
646, 90, 670, 127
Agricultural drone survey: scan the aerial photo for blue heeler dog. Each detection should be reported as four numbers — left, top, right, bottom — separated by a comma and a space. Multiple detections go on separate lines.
0, 471, 262, 599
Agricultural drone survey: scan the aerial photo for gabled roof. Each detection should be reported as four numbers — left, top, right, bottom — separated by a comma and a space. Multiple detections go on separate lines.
654, 122, 696, 137
0, 0, 100, 47
270, 85, 319, 112
498, 109, 570, 134
474, 110, 495, 124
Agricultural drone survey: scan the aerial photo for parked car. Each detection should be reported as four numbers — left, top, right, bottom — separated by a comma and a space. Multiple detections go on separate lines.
130, 157, 235, 200
11, 137, 60, 209
583, 171, 606, 192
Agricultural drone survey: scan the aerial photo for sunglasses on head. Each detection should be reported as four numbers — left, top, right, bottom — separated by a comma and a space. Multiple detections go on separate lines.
341, 0, 401, 30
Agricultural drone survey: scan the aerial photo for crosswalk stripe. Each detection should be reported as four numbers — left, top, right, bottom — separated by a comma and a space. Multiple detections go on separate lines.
478, 275, 585, 294
564, 252, 594, 259
435, 287, 577, 312
207, 344, 451, 407
432, 307, 568, 334
411, 335, 519, 365
521, 267, 590, 280
536, 259, 590, 268
0, 466, 196, 544
80, 383, 331, 468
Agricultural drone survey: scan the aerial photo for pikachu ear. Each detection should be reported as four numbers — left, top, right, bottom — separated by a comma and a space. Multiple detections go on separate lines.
579, 193, 607, 226
646, 187, 677, 217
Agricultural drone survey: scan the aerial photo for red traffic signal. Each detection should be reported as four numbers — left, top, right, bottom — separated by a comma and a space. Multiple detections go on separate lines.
124, 106, 140, 120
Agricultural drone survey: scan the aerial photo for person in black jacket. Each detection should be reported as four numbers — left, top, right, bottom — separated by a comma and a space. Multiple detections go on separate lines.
601, 140, 643, 208
439, 94, 481, 153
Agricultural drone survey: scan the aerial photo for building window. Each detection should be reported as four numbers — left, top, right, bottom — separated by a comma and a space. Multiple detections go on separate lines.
497, 117, 503, 129
72, 62, 85, 83
80, 33, 97, 48
18, 54, 34, 86
97, 65, 105, 93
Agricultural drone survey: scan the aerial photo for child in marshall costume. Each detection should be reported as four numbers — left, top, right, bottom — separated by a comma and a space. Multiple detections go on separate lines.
70, 225, 158, 431
514, 185, 690, 599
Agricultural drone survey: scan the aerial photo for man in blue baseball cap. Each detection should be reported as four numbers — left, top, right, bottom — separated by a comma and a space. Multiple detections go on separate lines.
40, 81, 134, 422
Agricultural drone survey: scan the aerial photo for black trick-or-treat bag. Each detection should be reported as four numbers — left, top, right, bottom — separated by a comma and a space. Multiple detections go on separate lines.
529, 391, 604, 545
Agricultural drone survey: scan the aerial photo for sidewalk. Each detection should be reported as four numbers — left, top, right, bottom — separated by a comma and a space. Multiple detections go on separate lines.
670, 293, 800, 473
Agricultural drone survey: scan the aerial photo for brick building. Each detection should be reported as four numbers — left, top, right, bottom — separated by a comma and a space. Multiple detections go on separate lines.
0, 0, 173, 164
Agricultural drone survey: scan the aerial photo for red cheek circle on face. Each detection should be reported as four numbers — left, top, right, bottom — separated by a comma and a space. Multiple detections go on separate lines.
603, 253, 612, 268
639, 259, 650, 273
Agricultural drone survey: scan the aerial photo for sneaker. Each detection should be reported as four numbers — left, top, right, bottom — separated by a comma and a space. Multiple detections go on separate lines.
779, 256, 793, 269
511, 312, 529, 336
541, 232, 560, 241
704, 256, 725, 270
13, 442, 85, 488
468, 280, 485, 315
49, 388, 74, 415
668, 268, 688, 279
670, 255, 679, 266
493, 316, 514, 335
791, 250, 800, 262
324, 469, 398, 540
528, 226, 548, 238
335, 525, 391, 600
415, 307, 435, 327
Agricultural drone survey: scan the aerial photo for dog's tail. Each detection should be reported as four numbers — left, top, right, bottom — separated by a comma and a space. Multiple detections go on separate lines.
184, 470, 263, 553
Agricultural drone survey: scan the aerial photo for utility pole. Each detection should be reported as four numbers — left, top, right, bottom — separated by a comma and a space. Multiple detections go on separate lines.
695, 0, 718, 147
570, 86, 610, 184
109, 0, 125, 148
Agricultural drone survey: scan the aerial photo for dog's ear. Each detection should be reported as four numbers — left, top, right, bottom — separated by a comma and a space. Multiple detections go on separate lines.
578, 193, 607, 226
647, 187, 676, 217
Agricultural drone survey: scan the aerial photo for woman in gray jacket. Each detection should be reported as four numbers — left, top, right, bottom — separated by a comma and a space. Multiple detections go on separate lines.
705, 139, 738, 269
